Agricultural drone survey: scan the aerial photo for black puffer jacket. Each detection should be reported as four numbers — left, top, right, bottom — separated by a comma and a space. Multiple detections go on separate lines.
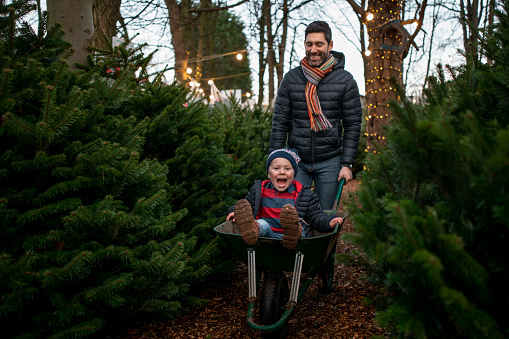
227, 180, 335, 233
269, 51, 362, 165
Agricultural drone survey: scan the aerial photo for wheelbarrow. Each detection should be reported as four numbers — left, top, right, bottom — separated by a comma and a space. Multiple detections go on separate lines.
214, 178, 348, 338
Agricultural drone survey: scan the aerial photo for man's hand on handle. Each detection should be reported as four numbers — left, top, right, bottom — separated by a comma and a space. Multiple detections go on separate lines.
338, 167, 353, 185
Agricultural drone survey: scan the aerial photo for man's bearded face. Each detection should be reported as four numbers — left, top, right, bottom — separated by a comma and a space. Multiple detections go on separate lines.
305, 32, 332, 67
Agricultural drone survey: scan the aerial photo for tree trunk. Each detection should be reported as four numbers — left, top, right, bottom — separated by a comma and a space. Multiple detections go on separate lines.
276, 0, 289, 88
460, 0, 484, 62
425, 1, 440, 89
91, 0, 122, 51
347, 0, 426, 153
193, 0, 219, 87
164, 0, 190, 82
196, 0, 214, 84
264, 0, 275, 106
47, 0, 94, 68
487, 0, 495, 64
364, 0, 404, 153
257, 2, 266, 106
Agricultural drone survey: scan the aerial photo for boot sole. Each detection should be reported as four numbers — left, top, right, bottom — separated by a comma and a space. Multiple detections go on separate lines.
234, 199, 259, 246
280, 204, 301, 250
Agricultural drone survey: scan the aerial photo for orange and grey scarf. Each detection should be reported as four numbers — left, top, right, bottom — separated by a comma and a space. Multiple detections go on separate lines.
300, 53, 336, 131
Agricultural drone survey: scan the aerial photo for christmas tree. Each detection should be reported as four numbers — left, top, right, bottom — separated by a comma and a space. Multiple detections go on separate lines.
345, 1, 509, 338
0, 2, 242, 337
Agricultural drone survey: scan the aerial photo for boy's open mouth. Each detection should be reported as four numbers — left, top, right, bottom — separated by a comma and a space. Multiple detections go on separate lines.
277, 178, 287, 188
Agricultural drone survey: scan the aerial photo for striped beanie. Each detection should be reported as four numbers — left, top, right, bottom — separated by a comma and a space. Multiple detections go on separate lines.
266, 148, 301, 175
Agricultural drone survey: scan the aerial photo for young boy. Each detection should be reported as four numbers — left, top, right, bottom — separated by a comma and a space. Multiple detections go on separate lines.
226, 148, 343, 250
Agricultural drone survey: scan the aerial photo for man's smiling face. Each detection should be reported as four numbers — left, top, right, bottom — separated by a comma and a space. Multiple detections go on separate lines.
305, 32, 333, 67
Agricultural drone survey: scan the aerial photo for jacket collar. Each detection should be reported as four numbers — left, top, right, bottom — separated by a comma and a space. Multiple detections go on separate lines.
330, 50, 345, 69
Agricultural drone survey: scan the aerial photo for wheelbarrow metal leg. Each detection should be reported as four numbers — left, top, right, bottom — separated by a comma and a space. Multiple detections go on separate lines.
288, 251, 304, 306
247, 248, 256, 300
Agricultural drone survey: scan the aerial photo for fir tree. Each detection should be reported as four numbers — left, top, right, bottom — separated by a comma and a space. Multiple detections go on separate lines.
95, 51, 253, 242
0, 2, 226, 337
344, 1, 509, 338
211, 97, 272, 179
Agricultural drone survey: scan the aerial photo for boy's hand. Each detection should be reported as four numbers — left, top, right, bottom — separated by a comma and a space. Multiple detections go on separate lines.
226, 212, 235, 222
330, 217, 343, 228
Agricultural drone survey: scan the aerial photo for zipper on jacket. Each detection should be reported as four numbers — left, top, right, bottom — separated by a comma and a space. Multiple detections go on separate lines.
311, 131, 315, 163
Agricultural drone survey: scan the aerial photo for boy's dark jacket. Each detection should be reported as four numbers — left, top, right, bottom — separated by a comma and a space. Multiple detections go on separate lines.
227, 180, 335, 233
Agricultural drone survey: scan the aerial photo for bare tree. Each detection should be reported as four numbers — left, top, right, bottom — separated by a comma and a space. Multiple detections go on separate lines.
245, 0, 315, 106
265, 0, 276, 105
163, 0, 192, 82
424, 0, 442, 89
163, 0, 248, 82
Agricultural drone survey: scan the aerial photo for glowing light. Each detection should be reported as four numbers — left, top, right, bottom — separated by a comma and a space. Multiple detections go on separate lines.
366, 12, 374, 21
236, 53, 243, 61
365, 50, 371, 56
209, 94, 214, 100
195, 82, 201, 88
208, 80, 214, 85
189, 81, 195, 87
246, 92, 251, 98
186, 68, 192, 74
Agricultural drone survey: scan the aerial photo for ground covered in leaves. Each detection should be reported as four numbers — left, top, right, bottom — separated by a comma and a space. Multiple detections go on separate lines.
117, 180, 389, 339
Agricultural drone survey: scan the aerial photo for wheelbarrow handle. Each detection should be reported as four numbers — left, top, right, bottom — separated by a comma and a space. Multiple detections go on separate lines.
332, 178, 347, 211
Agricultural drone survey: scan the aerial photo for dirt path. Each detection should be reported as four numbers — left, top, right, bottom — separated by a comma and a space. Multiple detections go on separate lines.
119, 180, 389, 339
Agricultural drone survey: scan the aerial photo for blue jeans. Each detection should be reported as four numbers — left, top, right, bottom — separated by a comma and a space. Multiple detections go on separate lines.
257, 219, 314, 239
258, 219, 284, 239
295, 154, 341, 210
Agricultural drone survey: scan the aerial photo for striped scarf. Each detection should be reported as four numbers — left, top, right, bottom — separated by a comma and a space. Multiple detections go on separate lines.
300, 53, 336, 131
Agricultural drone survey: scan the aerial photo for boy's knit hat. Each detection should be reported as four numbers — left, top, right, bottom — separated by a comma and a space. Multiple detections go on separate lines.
266, 148, 301, 175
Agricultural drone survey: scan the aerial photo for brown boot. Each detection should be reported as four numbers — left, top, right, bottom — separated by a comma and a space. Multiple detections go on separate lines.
280, 204, 302, 250
234, 199, 259, 246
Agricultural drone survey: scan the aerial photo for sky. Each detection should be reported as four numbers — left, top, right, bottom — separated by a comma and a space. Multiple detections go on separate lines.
226, 0, 466, 101
37, 0, 467, 102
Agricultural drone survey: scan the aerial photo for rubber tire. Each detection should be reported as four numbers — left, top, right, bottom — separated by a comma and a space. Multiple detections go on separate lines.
319, 255, 334, 294
319, 241, 337, 294
259, 270, 290, 339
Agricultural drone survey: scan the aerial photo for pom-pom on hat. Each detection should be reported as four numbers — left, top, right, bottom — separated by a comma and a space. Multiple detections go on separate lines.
266, 148, 301, 175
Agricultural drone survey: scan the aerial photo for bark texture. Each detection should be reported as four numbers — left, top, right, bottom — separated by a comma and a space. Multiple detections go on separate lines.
91, 0, 122, 51
47, 0, 94, 68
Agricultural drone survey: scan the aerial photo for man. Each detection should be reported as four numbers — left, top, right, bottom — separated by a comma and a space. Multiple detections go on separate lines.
269, 21, 362, 210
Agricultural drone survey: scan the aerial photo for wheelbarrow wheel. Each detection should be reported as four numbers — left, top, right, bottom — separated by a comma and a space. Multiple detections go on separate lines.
259, 270, 289, 338
319, 255, 334, 294
319, 241, 337, 294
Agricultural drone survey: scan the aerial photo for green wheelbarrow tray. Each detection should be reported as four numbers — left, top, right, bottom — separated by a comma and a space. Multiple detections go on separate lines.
214, 213, 346, 272
213, 179, 348, 334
